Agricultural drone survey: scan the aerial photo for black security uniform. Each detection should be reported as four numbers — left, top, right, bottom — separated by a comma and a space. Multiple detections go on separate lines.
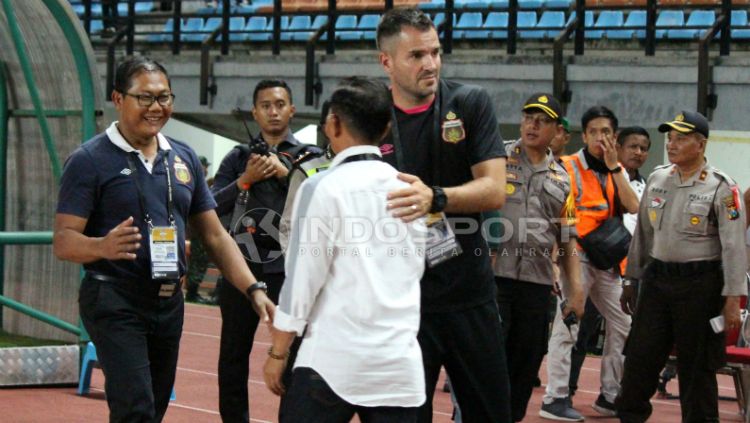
380, 79, 512, 423
58, 129, 216, 422
211, 132, 318, 422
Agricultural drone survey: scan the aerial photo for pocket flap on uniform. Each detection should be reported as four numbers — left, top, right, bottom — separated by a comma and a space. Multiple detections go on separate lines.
542, 180, 566, 203
685, 201, 711, 216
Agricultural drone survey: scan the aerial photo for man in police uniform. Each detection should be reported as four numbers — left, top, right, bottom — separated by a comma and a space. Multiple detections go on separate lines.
376, 8, 510, 422
495, 93, 585, 422
616, 111, 747, 422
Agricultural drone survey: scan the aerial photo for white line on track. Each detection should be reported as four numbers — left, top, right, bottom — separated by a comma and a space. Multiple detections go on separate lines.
90, 387, 272, 421
569, 387, 741, 416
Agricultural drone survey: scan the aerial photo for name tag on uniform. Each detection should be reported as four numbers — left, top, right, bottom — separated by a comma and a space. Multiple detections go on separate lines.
425, 212, 463, 268
149, 226, 179, 280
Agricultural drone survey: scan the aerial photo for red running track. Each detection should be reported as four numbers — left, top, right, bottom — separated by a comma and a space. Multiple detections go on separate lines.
0, 302, 743, 422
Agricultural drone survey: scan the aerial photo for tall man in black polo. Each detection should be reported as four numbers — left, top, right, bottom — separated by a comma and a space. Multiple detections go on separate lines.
377, 8, 510, 422
211, 79, 317, 422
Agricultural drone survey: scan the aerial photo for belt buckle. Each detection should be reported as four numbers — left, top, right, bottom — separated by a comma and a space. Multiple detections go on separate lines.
158, 282, 177, 298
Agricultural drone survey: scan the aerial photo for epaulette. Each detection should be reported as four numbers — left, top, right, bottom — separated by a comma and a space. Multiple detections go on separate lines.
711, 168, 738, 185
292, 150, 321, 167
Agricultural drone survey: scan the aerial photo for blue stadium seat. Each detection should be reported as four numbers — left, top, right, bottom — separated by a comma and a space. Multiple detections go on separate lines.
544, 0, 572, 8
730, 10, 750, 39
455, 12, 484, 39
246, 16, 269, 41
282, 15, 312, 41
90, 19, 104, 34
228, 16, 247, 41
72, 4, 85, 15
77, 3, 102, 16
667, 10, 714, 39
607, 10, 645, 40
264, 16, 290, 41
147, 17, 173, 42
485, 11, 508, 39
331, 15, 358, 41
358, 14, 381, 41
518, 0, 544, 9
117, 1, 154, 15
655, 10, 684, 39
291, 15, 328, 41
487, 0, 509, 8
588, 10, 624, 40
196, 6, 216, 15
566, 10, 594, 28
181, 17, 205, 43
235, 5, 257, 15
517, 11, 539, 39
432, 12, 445, 27
524, 11, 565, 39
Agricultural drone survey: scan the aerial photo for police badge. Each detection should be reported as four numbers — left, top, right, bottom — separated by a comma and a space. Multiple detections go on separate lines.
173, 157, 192, 184
442, 111, 466, 144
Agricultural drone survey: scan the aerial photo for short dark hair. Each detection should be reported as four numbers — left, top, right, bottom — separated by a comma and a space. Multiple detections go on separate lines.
376, 7, 435, 51
328, 77, 392, 145
252, 79, 293, 105
617, 126, 651, 148
113, 57, 170, 93
581, 106, 618, 133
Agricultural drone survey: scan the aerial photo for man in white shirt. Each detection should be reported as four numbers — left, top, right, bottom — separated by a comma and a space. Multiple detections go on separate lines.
263, 77, 427, 422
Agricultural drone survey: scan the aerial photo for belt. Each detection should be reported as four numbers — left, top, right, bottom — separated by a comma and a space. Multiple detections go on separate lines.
86, 272, 181, 298
650, 259, 722, 277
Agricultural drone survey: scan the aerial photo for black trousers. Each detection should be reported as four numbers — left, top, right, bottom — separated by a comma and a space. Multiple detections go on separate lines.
280, 367, 418, 423
496, 277, 552, 422
218, 271, 284, 423
79, 276, 183, 423
417, 300, 512, 423
615, 263, 726, 423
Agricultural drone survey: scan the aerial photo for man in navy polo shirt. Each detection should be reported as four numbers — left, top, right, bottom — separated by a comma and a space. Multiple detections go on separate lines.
377, 8, 510, 422
53, 57, 274, 422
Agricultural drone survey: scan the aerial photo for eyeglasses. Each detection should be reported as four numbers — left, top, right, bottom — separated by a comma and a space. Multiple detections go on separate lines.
522, 113, 556, 126
124, 93, 175, 107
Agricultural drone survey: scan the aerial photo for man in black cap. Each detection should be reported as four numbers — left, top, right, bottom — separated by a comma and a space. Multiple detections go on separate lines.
616, 110, 747, 422
495, 93, 584, 422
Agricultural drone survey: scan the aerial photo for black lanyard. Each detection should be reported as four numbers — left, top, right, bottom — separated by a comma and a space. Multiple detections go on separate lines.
340, 153, 382, 165
125, 151, 175, 228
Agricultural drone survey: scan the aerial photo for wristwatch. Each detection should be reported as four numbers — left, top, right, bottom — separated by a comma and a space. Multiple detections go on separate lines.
622, 278, 636, 287
245, 281, 268, 299
609, 165, 623, 174
430, 186, 447, 213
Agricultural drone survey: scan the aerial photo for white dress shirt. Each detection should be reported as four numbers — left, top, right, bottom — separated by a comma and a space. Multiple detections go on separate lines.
624, 172, 646, 234
274, 145, 427, 407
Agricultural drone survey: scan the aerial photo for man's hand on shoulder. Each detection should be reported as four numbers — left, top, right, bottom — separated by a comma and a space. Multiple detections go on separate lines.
386, 173, 433, 223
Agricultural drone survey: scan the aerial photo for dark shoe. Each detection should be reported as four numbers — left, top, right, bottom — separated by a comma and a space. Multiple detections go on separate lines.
443, 379, 451, 393
592, 393, 617, 417
185, 293, 216, 305
540, 398, 583, 421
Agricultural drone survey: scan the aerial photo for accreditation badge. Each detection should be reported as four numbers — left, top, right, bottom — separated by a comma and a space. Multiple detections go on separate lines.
150, 226, 180, 281
425, 212, 463, 268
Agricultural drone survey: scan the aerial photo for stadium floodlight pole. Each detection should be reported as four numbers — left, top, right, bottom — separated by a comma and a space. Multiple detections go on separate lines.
507, 0, 517, 55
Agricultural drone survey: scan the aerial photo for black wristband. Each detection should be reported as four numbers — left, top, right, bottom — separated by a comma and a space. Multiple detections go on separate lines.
245, 281, 268, 300
609, 165, 623, 174
430, 186, 447, 213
